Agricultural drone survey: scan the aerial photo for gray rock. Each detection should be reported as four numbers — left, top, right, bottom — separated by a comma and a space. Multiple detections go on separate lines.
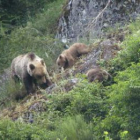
56, 0, 140, 43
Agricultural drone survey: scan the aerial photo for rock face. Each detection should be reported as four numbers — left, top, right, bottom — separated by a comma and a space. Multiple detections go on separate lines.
56, 0, 140, 43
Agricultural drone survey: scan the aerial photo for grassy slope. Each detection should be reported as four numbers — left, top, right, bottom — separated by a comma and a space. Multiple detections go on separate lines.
1, 1, 140, 140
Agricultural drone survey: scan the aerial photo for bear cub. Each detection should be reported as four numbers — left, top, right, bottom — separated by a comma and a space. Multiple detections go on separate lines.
56, 43, 90, 70
86, 68, 111, 83
11, 52, 52, 94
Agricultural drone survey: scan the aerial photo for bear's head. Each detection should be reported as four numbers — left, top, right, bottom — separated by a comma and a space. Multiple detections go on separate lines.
28, 59, 51, 88
56, 54, 68, 69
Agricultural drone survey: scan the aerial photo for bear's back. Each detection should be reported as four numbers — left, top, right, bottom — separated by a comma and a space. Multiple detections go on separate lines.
69, 43, 89, 57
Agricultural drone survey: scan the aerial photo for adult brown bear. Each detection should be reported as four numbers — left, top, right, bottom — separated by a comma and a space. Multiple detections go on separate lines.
56, 43, 90, 70
11, 53, 52, 94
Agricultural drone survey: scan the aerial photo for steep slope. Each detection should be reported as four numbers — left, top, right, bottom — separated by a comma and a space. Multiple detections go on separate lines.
1, 1, 140, 139
0, 27, 125, 120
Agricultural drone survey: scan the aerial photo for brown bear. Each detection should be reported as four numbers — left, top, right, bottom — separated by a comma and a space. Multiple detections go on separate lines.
56, 43, 90, 70
11, 52, 52, 94
86, 68, 111, 82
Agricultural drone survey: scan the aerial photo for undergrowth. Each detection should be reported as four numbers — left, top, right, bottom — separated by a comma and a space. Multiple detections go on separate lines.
1, 4, 140, 140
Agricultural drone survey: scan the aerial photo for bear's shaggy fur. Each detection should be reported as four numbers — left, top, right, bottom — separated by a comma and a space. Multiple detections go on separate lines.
86, 68, 111, 82
56, 43, 90, 69
11, 52, 52, 94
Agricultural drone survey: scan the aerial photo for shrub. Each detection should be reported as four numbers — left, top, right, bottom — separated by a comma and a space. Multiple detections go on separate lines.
55, 115, 94, 140
47, 79, 107, 122
95, 62, 140, 139
111, 20, 140, 72
0, 119, 49, 140
0, 0, 59, 33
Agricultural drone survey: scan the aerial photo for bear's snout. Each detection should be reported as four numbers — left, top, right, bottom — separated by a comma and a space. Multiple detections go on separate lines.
39, 78, 52, 89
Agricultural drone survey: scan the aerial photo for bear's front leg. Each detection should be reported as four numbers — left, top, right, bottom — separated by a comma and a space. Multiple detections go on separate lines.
23, 75, 35, 94
67, 56, 75, 68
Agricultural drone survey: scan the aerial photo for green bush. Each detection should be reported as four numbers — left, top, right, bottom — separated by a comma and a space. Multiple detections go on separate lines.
95, 62, 140, 139
111, 20, 140, 72
0, 116, 94, 140
55, 115, 94, 140
31, 0, 67, 35
68, 81, 107, 121
0, 119, 49, 140
0, 0, 59, 33
47, 79, 107, 122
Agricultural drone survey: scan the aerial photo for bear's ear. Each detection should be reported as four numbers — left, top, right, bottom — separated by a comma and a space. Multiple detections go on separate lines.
41, 59, 45, 66
29, 64, 35, 70
28, 53, 35, 60
59, 55, 63, 59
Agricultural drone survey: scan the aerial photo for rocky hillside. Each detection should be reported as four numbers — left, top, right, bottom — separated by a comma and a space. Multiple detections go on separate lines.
56, 0, 140, 43
1, 0, 140, 139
